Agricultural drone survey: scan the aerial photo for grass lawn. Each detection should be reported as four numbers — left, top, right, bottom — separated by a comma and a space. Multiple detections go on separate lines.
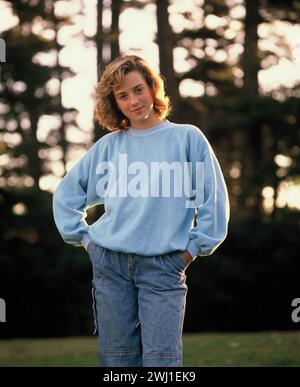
0, 331, 299, 367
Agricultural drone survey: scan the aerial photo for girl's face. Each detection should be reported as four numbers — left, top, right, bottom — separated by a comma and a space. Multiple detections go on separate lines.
113, 71, 161, 129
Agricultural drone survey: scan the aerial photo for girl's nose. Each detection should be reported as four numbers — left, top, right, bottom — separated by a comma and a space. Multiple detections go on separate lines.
130, 94, 139, 106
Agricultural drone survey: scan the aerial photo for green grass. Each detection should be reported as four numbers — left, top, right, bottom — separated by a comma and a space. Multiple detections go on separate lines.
0, 331, 299, 367
183, 331, 300, 367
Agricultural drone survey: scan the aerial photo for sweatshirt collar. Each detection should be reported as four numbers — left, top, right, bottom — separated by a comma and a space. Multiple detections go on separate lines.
126, 120, 170, 137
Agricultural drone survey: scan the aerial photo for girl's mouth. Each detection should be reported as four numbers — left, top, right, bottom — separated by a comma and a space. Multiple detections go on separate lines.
132, 107, 143, 113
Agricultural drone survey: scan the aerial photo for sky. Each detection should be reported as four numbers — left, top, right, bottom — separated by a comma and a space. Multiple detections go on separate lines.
0, 0, 300, 210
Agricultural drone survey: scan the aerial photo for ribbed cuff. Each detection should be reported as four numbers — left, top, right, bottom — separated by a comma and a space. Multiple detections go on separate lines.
187, 240, 211, 260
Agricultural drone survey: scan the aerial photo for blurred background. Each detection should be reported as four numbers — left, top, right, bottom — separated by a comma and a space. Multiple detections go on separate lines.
0, 0, 300, 343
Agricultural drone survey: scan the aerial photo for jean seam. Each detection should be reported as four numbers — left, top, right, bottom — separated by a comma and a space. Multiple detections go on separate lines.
91, 280, 98, 335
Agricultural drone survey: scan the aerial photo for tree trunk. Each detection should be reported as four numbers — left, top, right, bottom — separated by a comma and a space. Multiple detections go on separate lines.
243, 0, 259, 95
26, 111, 43, 187
241, 0, 263, 214
111, 0, 121, 60
156, 0, 179, 120
54, 17, 68, 175
94, 0, 107, 142
96, 0, 104, 75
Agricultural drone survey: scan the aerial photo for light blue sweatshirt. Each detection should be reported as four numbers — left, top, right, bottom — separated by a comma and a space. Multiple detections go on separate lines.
52, 120, 229, 259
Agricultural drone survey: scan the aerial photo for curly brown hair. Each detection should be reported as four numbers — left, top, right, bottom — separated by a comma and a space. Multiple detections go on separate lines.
94, 55, 172, 131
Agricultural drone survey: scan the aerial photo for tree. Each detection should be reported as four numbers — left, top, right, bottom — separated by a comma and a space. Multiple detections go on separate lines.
0, 0, 80, 186
156, 0, 179, 119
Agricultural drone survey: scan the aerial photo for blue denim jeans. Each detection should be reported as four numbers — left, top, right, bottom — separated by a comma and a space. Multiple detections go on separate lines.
88, 241, 188, 367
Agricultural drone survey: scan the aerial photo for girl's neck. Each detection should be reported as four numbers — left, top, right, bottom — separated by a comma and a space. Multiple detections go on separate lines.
130, 114, 162, 131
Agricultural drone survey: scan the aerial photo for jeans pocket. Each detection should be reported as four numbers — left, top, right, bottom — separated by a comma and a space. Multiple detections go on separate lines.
173, 252, 187, 271
88, 241, 104, 263
90, 244, 107, 280
164, 252, 186, 273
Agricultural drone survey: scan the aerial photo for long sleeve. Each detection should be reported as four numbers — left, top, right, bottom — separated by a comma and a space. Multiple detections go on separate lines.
186, 129, 230, 259
52, 143, 104, 247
